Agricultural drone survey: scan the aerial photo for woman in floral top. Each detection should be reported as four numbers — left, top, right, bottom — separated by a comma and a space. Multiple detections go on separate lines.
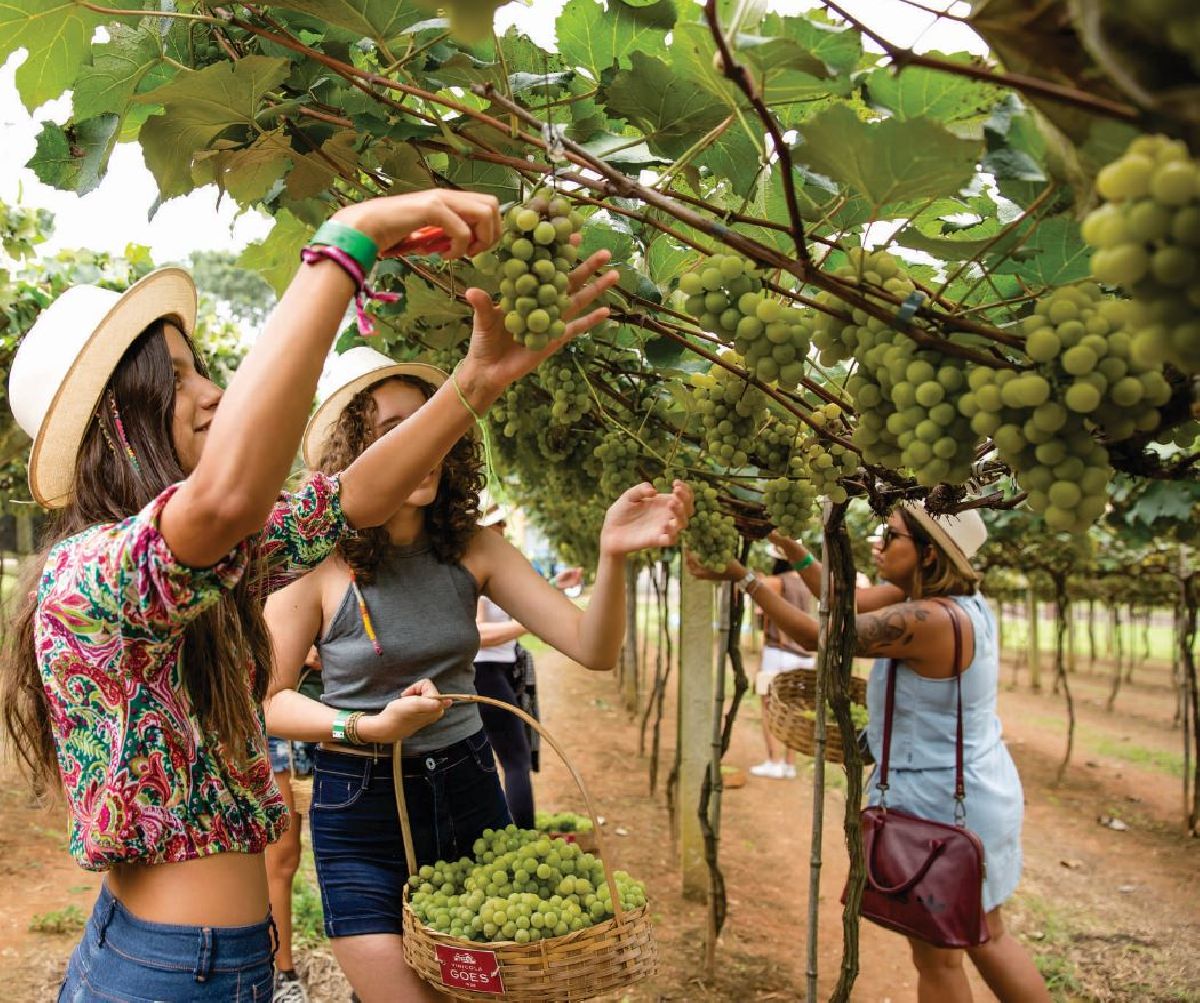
0, 189, 615, 1001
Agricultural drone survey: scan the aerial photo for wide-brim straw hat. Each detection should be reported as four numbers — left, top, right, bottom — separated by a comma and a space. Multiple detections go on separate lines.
302, 346, 450, 469
899, 502, 987, 581
8, 267, 196, 508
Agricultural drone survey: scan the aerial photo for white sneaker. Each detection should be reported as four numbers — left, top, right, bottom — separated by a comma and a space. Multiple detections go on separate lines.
782, 763, 797, 779
749, 760, 785, 778
273, 974, 309, 1003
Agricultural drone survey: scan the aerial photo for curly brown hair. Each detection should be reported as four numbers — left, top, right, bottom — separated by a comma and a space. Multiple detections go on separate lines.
317, 374, 483, 582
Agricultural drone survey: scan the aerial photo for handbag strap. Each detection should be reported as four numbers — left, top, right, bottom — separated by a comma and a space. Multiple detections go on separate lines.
875, 597, 967, 823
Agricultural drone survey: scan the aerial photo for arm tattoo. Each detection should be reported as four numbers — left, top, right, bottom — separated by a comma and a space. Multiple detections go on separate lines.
856, 605, 928, 656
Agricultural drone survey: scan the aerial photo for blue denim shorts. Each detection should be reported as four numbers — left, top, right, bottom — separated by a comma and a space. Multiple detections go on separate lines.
310, 729, 511, 938
266, 736, 316, 775
58, 882, 276, 1002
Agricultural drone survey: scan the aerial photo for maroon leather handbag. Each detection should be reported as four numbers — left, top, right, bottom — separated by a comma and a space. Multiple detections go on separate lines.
848, 598, 989, 949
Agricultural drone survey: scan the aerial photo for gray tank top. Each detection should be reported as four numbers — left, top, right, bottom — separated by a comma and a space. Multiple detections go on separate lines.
317, 541, 483, 753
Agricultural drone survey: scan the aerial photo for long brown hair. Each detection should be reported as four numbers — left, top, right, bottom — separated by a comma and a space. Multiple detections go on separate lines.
1, 319, 271, 796
898, 508, 978, 599
318, 374, 482, 582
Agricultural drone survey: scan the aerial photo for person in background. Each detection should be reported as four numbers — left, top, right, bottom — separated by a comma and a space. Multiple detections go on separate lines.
266, 646, 322, 1002
473, 502, 581, 826
750, 548, 815, 779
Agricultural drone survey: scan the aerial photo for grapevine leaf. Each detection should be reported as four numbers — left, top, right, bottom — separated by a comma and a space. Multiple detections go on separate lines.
644, 335, 686, 367
579, 211, 637, 264
28, 116, 120, 196
265, 0, 424, 42
196, 132, 295, 204
646, 237, 697, 287
237, 210, 313, 297
401, 273, 471, 330
556, 0, 674, 80
73, 23, 174, 121
991, 215, 1090, 286
137, 56, 291, 198
0, 0, 105, 110
577, 134, 669, 167
760, 10, 862, 76
694, 124, 763, 199
792, 105, 980, 211
865, 53, 1003, 127
446, 157, 519, 205
605, 52, 726, 159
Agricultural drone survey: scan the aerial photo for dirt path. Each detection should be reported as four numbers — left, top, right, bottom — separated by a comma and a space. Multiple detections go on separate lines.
3, 646, 1197, 1001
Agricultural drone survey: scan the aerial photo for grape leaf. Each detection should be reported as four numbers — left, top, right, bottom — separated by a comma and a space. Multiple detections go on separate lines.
265, 0, 424, 42
73, 23, 174, 121
28, 116, 120, 196
556, 0, 674, 80
238, 210, 313, 297
195, 132, 295, 204
137, 56, 291, 198
646, 237, 697, 287
605, 52, 726, 159
0, 0, 104, 110
866, 53, 1003, 126
991, 216, 1090, 286
760, 11, 861, 76
792, 105, 981, 211
694, 124, 763, 200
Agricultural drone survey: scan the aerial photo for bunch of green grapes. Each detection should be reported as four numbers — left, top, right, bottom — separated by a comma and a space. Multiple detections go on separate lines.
1083, 134, 1200, 373
784, 407, 859, 503
408, 825, 647, 944
590, 427, 643, 497
963, 366, 1112, 533
754, 417, 801, 475
537, 354, 590, 425
473, 189, 583, 351
688, 354, 769, 468
799, 702, 868, 729
762, 454, 816, 538
810, 248, 918, 366
1014, 283, 1172, 441
534, 811, 594, 834
684, 480, 741, 572
677, 254, 811, 389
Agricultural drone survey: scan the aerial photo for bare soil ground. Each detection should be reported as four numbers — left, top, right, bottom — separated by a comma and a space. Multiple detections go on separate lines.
2, 646, 1197, 1001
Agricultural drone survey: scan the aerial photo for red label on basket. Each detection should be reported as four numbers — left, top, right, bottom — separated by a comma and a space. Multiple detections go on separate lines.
434, 945, 505, 994
556, 831, 579, 845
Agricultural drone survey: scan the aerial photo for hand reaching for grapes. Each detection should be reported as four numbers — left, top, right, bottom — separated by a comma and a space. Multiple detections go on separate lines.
599, 481, 694, 557
683, 548, 746, 582
459, 243, 620, 399
767, 531, 807, 563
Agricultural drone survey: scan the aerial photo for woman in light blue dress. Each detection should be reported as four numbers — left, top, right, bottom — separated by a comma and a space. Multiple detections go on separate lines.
688, 504, 1049, 1003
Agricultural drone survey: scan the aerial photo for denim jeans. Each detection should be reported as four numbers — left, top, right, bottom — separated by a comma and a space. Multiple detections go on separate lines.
474, 661, 535, 828
58, 882, 276, 1002
310, 729, 511, 937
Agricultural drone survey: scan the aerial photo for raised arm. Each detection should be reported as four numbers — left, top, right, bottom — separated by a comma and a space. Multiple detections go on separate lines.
476, 481, 692, 671
768, 531, 905, 612
162, 191, 501, 567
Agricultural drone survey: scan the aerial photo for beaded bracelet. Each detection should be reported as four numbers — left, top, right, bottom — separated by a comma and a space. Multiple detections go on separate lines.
792, 553, 815, 572
344, 711, 366, 745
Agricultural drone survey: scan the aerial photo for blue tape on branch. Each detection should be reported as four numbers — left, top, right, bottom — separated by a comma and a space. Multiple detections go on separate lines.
894, 290, 926, 328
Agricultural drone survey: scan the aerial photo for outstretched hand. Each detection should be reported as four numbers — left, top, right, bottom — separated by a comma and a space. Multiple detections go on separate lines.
683, 549, 746, 582
460, 240, 620, 395
600, 480, 694, 557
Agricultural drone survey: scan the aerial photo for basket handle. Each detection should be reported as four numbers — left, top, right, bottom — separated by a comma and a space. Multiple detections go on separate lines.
391, 692, 626, 924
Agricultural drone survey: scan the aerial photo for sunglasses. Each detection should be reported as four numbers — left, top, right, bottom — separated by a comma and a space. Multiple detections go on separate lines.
878, 525, 914, 549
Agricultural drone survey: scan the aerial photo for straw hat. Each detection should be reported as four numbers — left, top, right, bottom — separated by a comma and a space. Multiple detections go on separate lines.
302, 346, 450, 468
899, 502, 987, 581
8, 267, 196, 508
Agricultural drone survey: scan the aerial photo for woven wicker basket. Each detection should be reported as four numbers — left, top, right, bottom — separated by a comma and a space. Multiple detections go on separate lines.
397, 694, 658, 1001
766, 668, 867, 765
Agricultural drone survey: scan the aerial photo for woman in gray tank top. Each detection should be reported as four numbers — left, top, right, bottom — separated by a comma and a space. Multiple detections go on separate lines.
688, 504, 1049, 1003
263, 342, 691, 1002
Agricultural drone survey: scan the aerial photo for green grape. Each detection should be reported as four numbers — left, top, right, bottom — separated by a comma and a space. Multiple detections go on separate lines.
688, 354, 768, 470
683, 480, 741, 572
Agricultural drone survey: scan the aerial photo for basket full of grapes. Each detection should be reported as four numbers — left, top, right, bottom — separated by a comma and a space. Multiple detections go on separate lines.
767, 668, 869, 766
395, 694, 657, 1000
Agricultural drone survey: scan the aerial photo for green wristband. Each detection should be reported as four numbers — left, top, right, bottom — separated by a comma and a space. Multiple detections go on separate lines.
792, 553, 815, 572
310, 220, 379, 276
330, 708, 353, 743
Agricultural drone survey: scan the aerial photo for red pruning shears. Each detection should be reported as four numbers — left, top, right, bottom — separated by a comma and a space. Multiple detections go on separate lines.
383, 225, 453, 258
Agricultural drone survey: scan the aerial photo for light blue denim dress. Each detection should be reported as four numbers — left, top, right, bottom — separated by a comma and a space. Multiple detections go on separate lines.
865, 593, 1024, 913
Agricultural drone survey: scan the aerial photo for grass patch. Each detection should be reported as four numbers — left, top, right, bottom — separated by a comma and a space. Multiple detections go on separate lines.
1089, 735, 1184, 778
292, 847, 327, 947
1014, 893, 1083, 1001
29, 904, 87, 934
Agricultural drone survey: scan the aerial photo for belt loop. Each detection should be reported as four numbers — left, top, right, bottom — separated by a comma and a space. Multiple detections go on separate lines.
96, 887, 118, 947
194, 926, 213, 983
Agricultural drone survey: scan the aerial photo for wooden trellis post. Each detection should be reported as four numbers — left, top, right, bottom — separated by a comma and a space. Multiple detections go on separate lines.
678, 571, 715, 901
1027, 582, 1042, 690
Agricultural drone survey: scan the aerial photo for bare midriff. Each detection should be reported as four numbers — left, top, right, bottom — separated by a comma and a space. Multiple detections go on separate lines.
107, 851, 269, 927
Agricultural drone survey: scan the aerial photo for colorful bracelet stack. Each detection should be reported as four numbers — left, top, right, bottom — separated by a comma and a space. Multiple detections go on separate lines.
330, 708, 367, 745
301, 220, 400, 337
792, 553, 815, 572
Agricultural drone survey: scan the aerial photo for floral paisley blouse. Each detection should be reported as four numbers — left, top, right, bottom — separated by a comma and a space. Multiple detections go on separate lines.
35, 473, 347, 871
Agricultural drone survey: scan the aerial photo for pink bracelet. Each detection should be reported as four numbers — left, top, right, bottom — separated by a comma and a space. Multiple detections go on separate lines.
300, 243, 401, 336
